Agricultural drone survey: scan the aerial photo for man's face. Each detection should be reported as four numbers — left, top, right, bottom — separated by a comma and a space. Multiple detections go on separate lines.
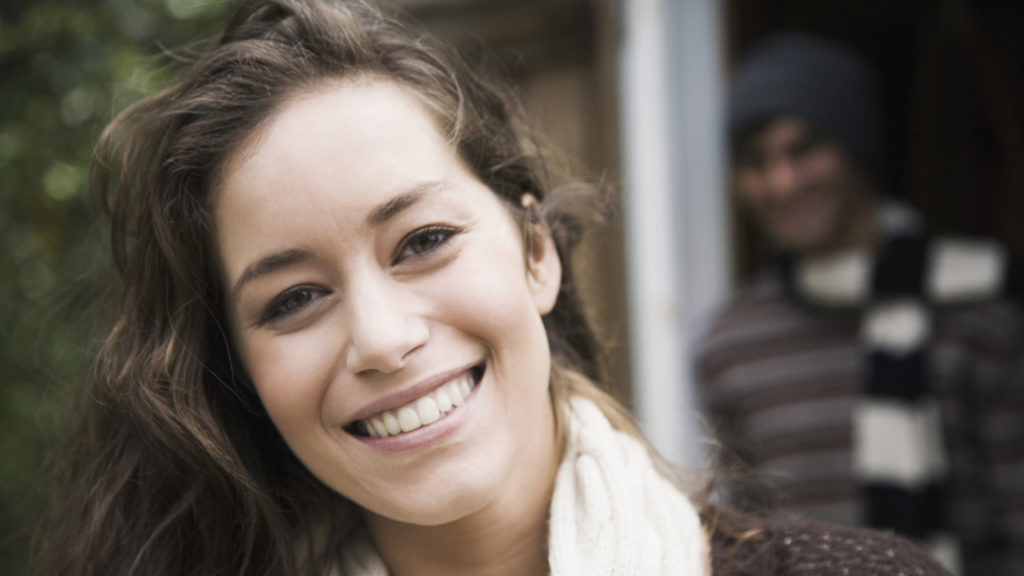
734, 117, 863, 255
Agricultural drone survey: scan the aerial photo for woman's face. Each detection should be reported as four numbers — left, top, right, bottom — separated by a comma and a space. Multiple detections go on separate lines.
215, 79, 562, 526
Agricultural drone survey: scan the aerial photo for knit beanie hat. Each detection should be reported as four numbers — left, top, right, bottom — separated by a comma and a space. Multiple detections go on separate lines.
728, 32, 881, 167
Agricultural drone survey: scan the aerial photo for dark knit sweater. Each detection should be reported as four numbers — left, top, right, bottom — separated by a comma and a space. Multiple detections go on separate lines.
710, 514, 950, 576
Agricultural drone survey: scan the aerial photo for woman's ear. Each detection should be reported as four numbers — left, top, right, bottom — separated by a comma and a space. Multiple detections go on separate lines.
521, 194, 562, 316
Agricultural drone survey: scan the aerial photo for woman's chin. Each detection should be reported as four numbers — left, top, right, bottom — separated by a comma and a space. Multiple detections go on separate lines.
361, 482, 493, 528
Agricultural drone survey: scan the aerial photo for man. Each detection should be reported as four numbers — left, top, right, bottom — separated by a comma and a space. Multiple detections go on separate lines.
696, 32, 1024, 576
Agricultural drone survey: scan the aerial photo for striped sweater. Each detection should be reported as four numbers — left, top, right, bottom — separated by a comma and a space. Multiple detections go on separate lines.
696, 270, 1024, 576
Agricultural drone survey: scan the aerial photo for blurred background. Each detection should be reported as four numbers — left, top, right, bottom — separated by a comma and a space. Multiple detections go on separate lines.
2, 0, 1022, 572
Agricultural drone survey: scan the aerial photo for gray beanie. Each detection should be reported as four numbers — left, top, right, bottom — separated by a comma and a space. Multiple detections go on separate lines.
728, 32, 880, 167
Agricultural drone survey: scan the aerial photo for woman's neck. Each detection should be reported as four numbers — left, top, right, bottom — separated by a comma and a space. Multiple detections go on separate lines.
367, 497, 553, 576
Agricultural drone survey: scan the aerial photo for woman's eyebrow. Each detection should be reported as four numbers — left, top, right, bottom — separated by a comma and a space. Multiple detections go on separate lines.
367, 180, 447, 227
231, 248, 315, 301
232, 181, 450, 301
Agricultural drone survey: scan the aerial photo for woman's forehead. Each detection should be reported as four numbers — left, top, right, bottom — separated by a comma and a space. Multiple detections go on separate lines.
212, 79, 508, 283
214, 80, 457, 214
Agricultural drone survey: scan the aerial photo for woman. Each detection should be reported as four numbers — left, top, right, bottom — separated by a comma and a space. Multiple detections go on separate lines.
37, 1, 948, 574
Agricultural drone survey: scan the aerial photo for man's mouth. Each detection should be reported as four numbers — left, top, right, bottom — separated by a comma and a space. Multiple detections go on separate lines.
347, 365, 484, 438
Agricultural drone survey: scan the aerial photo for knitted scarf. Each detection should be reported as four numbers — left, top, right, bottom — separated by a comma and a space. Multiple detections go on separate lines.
778, 204, 1024, 575
339, 396, 706, 576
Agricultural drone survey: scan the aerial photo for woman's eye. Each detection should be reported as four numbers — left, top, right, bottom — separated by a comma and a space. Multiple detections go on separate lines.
395, 226, 459, 262
261, 287, 322, 324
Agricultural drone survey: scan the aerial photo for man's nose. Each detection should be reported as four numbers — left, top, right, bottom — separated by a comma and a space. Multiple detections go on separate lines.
762, 156, 802, 200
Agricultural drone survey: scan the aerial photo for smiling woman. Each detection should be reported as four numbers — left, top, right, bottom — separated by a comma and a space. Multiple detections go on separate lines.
34, 1, 951, 575
217, 79, 563, 532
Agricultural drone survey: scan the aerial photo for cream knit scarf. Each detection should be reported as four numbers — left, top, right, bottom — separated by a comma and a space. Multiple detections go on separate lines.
339, 396, 706, 576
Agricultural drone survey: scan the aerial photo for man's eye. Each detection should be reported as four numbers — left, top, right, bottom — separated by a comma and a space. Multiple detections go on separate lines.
790, 134, 825, 159
736, 148, 763, 170
395, 226, 459, 263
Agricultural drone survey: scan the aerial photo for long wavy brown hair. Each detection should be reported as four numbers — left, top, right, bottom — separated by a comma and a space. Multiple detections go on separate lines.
33, 1, 654, 574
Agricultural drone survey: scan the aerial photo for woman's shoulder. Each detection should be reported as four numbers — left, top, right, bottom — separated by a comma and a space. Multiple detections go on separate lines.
705, 507, 950, 576
765, 517, 949, 576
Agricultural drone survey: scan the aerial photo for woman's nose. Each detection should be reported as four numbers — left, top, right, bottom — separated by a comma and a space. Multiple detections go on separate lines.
343, 278, 429, 376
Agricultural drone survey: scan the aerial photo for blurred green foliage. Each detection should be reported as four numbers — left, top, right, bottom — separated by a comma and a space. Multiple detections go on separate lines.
0, 0, 226, 571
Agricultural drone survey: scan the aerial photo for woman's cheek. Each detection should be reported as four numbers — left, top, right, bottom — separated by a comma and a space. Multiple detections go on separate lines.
246, 327, 341, 425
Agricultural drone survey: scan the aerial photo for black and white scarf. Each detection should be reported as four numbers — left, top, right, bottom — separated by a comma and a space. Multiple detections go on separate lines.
778, 204, 1024, 575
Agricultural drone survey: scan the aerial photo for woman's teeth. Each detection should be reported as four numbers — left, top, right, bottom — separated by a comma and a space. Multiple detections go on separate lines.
358, 372, 476, 438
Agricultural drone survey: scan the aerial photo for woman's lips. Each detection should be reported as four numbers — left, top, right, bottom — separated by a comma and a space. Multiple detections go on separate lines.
346, 364, 483, 439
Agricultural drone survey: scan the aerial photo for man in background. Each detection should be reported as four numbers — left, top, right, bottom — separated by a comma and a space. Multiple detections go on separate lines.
696, 32, 1024, 576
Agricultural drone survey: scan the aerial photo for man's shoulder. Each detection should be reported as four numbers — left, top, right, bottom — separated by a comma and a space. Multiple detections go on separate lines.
935, 298, 1024, 355
716, 270, 787, 312
702, 271, 788, 335
697, 270, 824, 365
